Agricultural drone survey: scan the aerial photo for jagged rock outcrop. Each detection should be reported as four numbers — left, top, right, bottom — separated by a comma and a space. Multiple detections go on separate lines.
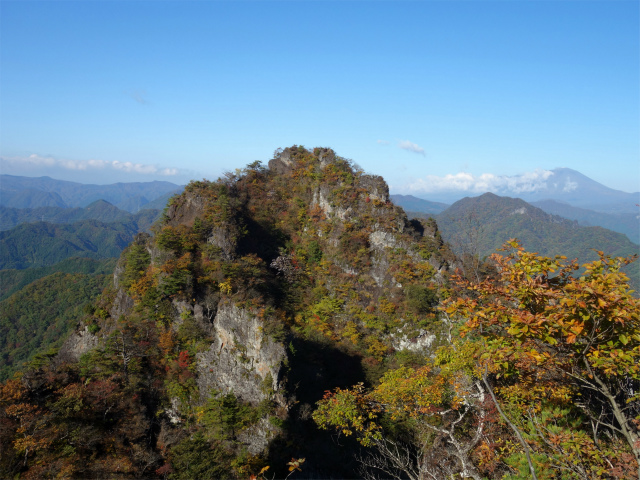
207, 225, 238, 261
164, 192, 205, 227
56, 325, 100, 363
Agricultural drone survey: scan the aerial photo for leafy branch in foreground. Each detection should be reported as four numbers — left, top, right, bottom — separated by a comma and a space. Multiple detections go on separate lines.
446, 239, 640, 479
313, 340, 498, 480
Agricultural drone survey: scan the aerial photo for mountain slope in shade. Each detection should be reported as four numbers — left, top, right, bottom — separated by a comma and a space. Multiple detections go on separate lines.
531, 199, 640, 244
0, 174, 182, 212
435, 193, 639, 289
391, 194, 449, 215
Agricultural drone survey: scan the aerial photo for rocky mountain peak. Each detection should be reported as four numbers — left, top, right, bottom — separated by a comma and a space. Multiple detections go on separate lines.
53, 145, 456, 476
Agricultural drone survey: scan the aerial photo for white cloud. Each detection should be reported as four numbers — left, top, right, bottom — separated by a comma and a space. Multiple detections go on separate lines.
398, 140, 425, 156
563, 178, 578, 192
0, 154, 180, 176
405, 169, 555, 195
376, 139, 389, 145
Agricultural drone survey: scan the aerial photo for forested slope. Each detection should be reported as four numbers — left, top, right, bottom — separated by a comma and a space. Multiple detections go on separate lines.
0, 257, 115, 301
0, 219, 139, 269
0, 272, 111, 380
0, 200, 161, 232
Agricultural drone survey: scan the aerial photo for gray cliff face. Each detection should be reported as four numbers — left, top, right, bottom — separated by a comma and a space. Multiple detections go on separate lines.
207, 225, 238, 261
268, 148, 295, 174
56, 325, 100, 364
196, 303, 287, 407
165, 192, 205, 228
113, 255, 125, 290
358, 174, 390, 204
164, 298, 286, 453
110, 288, 134, 318
58, 286, 135, 363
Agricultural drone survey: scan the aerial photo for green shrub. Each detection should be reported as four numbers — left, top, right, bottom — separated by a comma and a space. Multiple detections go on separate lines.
169, 433, 231, 480
404, 285, 438, 314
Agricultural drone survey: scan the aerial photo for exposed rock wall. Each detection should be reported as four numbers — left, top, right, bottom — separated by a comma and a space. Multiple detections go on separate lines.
165, 192, 205, 227
196, 303, 287, 406
56, 325, 100, 364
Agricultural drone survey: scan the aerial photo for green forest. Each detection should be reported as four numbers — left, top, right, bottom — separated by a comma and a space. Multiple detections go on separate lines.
0, 147, 638, 479
0, 219, 140, 269
0, 200, 161, 232
416, 192, 640, 291
0, 272, 111, 381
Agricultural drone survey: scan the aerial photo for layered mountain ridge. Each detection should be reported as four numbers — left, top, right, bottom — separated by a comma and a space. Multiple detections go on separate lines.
0, 174, 182, 213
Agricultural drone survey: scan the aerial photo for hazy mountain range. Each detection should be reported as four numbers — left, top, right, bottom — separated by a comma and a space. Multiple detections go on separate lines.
516, 168, 639, 213
0, 174, 183, 213
0, 199, 161, 232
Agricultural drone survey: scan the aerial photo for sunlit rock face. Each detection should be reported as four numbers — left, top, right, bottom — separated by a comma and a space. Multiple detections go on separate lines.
196, 302, 286, 406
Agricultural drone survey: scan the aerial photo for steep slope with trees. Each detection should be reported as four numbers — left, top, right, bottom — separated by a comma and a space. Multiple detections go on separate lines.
315, 241, 639, 479
0, 272, 111, 381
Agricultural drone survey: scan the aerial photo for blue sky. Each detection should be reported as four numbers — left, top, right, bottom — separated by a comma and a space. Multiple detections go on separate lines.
1, 0, 638, 197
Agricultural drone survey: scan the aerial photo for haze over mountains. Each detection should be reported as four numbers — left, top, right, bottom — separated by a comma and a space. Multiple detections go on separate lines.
0, 174, 183, 212
402, 167, 640, 214
517, 168, 639, 213
393, 167, 640, 245
0, 199, 160, 232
